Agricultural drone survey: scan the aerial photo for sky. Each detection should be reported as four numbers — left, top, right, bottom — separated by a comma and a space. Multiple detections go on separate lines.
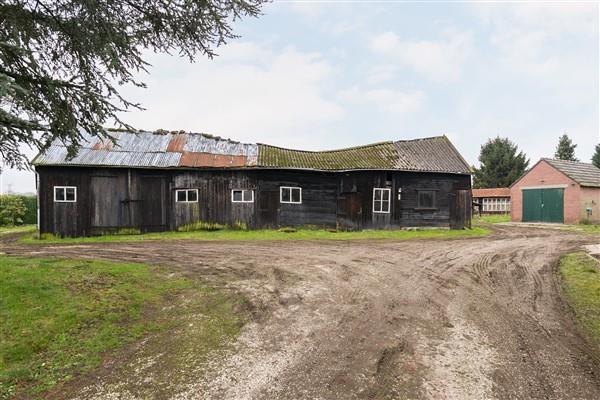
2, 0, 599, 194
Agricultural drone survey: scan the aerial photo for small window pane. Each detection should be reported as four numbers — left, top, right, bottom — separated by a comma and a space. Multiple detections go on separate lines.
233, 190, 243, 202
55, 188, 65, 201
291, 188, 301, 203
243, 190, 253, 202
374, 200, 382, 212
374, 190, 382, 201
187, 190, 198, 202
177, 191, 187, 202
382, 199, 390, 212
281, 188, 291, 202
382, 190, 389, 201
66, 188, 75, 201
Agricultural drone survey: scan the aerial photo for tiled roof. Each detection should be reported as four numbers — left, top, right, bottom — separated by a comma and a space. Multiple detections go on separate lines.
32, 131, 471, 174
472, 188, 511, 198
543, 158, 600, 188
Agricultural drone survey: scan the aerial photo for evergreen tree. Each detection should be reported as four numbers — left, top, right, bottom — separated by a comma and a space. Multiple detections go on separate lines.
592, 143, 600, 169
0, 0, 266, 169
473, 137, 529, 188
554, 134, 578, 161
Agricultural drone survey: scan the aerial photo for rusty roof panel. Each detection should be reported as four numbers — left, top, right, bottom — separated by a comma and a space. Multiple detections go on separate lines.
179, 152, 248, 168
167, 134, 187, 152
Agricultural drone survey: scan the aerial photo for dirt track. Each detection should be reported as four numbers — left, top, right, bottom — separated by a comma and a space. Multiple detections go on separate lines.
3, 226, 600, 399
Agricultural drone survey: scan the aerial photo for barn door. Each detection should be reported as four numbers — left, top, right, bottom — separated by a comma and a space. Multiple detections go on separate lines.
449, 189, 472, 229
258, 190, 279, 228
90, 176, 125, 230
139, 176, 167, 232
337, 192, 362, 230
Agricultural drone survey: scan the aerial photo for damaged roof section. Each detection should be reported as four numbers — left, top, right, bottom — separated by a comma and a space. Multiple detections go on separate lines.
33, 130, 259, 169
32, 130, 471, 174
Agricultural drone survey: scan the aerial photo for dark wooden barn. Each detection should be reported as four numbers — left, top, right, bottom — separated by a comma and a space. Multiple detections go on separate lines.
32, 130, 472, 236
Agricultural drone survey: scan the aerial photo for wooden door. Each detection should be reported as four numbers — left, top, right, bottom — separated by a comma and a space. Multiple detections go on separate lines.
139, 176, 167, 232
449, 189, 472, 229
258, 190, 279, 228
90, 176, 124, 229
337, 192, 362, 230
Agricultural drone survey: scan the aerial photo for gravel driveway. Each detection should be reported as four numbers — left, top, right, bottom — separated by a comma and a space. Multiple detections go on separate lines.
4, 226, 600, 399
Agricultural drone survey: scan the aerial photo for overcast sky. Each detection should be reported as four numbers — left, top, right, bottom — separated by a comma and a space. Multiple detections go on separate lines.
2, 1, 599, 194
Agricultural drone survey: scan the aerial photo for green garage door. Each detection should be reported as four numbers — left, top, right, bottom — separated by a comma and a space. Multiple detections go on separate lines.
522, 188, 564, 223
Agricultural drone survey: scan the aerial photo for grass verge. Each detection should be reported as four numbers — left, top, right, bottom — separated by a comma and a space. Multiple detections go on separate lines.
0, 256, 245, 399
559, 252, 600, 345
472, 214, 511, 225
20, 226, 490, 244
0, 225, 36, 236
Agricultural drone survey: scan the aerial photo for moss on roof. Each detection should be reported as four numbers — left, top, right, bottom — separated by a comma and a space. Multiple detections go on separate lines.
257, 142, 399, 170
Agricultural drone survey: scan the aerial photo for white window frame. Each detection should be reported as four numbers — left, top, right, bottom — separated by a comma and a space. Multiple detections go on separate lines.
231, 189, 254, 203
372, 188, 391, 214
175, 189, 199, 203
280, 186, 302, 204
54, 186, 77, 203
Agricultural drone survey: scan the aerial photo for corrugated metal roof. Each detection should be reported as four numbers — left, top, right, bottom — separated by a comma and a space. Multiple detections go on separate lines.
32, 130, 257, 169
32, 130, 471, 174
543, 158, 600, 188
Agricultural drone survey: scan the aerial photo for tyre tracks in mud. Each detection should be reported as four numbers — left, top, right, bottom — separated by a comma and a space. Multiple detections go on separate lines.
2, 226, 599, 399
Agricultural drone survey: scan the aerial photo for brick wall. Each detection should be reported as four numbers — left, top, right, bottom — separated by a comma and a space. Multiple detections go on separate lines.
510, 160, 581, 223
580, 187, 600, 224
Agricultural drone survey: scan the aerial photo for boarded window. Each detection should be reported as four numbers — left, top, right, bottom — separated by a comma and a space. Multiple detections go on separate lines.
280, 187, 302, 204
54, 186, 77, 202
232, 189, 254, 203
373, 188, 391, 213
175, 189, 198, 203
417, 190, 436, 209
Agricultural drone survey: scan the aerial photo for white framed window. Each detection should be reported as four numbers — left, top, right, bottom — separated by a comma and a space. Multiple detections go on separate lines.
175, 189, 198, 203
373, 188, 391, 213
54, 186, 77, 203
232, 189, 254, 203
280, 186, 302, 204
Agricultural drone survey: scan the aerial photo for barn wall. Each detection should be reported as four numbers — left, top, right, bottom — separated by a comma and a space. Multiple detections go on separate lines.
36, 166, 471, 236
257, 170, 338, 228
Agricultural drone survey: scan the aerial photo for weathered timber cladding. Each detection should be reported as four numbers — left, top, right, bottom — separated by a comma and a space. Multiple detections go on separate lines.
36, 166, 471, 236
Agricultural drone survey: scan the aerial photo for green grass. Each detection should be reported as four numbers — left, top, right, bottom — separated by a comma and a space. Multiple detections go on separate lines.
0, 256, 244, 399
472, 214, 511, 225
559, 252, 600, 345
0, 225, 36, 235
20, 226, 490, 244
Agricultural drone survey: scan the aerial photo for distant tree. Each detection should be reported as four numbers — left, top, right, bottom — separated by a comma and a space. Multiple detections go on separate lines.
0, 195, 26, 226
473, 137, 529, 188
554, 134, 578, 161
592, 144, 600, 169
0, 0, 266, 169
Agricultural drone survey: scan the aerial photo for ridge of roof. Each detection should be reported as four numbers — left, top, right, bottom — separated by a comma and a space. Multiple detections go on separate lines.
257, 140, 395, 154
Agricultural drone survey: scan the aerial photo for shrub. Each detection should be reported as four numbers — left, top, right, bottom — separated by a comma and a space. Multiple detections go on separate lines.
18, 195, 37, 224
0, 195, 27, 226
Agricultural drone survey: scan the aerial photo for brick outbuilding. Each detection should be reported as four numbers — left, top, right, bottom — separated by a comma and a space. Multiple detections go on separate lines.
510, 158, 600, 224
